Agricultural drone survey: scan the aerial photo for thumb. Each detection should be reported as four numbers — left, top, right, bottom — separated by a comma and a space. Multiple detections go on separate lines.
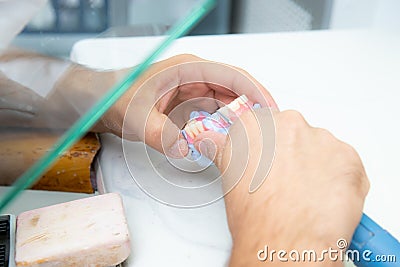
144, 110, 188, 158
194, 130, 227, 167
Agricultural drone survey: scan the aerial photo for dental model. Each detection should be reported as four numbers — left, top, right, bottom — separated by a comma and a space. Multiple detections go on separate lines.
182, 95, 252, 142
182, 95, 258, 165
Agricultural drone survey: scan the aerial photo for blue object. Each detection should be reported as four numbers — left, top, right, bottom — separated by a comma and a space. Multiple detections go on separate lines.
183, 103, 262, 167
184, 107, 400, 267
350, 213, 400, 266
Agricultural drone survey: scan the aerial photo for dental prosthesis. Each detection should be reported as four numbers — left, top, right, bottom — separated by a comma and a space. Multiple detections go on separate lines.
181, 95, 260, 166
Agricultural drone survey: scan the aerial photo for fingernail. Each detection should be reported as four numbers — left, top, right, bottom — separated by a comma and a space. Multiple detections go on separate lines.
168, 139, 188, 158
197, 138, 217, 160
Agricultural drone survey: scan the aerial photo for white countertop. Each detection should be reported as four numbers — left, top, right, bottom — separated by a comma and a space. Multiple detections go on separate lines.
71, 30, 400, 266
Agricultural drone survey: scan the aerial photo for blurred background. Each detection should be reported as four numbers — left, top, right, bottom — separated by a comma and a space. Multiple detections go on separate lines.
12, 0, 400, 57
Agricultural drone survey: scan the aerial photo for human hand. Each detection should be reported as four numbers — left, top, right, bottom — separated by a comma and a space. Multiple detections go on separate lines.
97, 54, 278, 158
195, 109, 369, 266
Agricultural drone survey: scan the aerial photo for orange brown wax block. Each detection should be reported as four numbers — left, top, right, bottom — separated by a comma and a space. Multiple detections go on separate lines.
0, 129, 100, 193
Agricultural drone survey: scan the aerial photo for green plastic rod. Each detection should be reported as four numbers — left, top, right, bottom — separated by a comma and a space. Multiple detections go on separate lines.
0, 0, 216, 212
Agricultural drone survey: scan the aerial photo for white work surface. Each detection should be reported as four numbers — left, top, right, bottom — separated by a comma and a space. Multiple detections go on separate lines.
71, 30, 400, 266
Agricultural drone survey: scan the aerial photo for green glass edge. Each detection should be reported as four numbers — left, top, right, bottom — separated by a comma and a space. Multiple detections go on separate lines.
0, 0, 216, 212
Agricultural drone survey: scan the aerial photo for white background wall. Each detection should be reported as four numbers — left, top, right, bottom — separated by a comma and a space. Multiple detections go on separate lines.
233, 0, 400, 33
330, 0, 400, 30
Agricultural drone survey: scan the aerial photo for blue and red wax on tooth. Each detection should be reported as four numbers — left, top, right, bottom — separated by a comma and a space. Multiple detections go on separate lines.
181, 95, 258, 165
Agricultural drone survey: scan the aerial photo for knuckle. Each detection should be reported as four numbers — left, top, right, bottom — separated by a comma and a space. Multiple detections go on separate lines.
340, 142, 360, 160
342, 164, 369, 198
314, 127, 334, 138
274, 110, 309, 146
337, 143, 370, 197
360, 174, 370, 197
314, 127, 337, 144
279, 110, 308, 130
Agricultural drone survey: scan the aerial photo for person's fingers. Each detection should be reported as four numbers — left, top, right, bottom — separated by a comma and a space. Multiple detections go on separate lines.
174, 60, 278, 110
121, 54, 279, 161
210, 66, 279, 110
147, 56, 278, 112
144, 108, 189, 158
194, 130, 227, 166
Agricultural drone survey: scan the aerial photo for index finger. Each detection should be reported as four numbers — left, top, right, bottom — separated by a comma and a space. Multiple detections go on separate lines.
176, 59, 279, 110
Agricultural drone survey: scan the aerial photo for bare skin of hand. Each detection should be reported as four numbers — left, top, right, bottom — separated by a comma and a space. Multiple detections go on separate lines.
0, 51, 277, 159
195, 109, 369, 267
98, 54, 277, 158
